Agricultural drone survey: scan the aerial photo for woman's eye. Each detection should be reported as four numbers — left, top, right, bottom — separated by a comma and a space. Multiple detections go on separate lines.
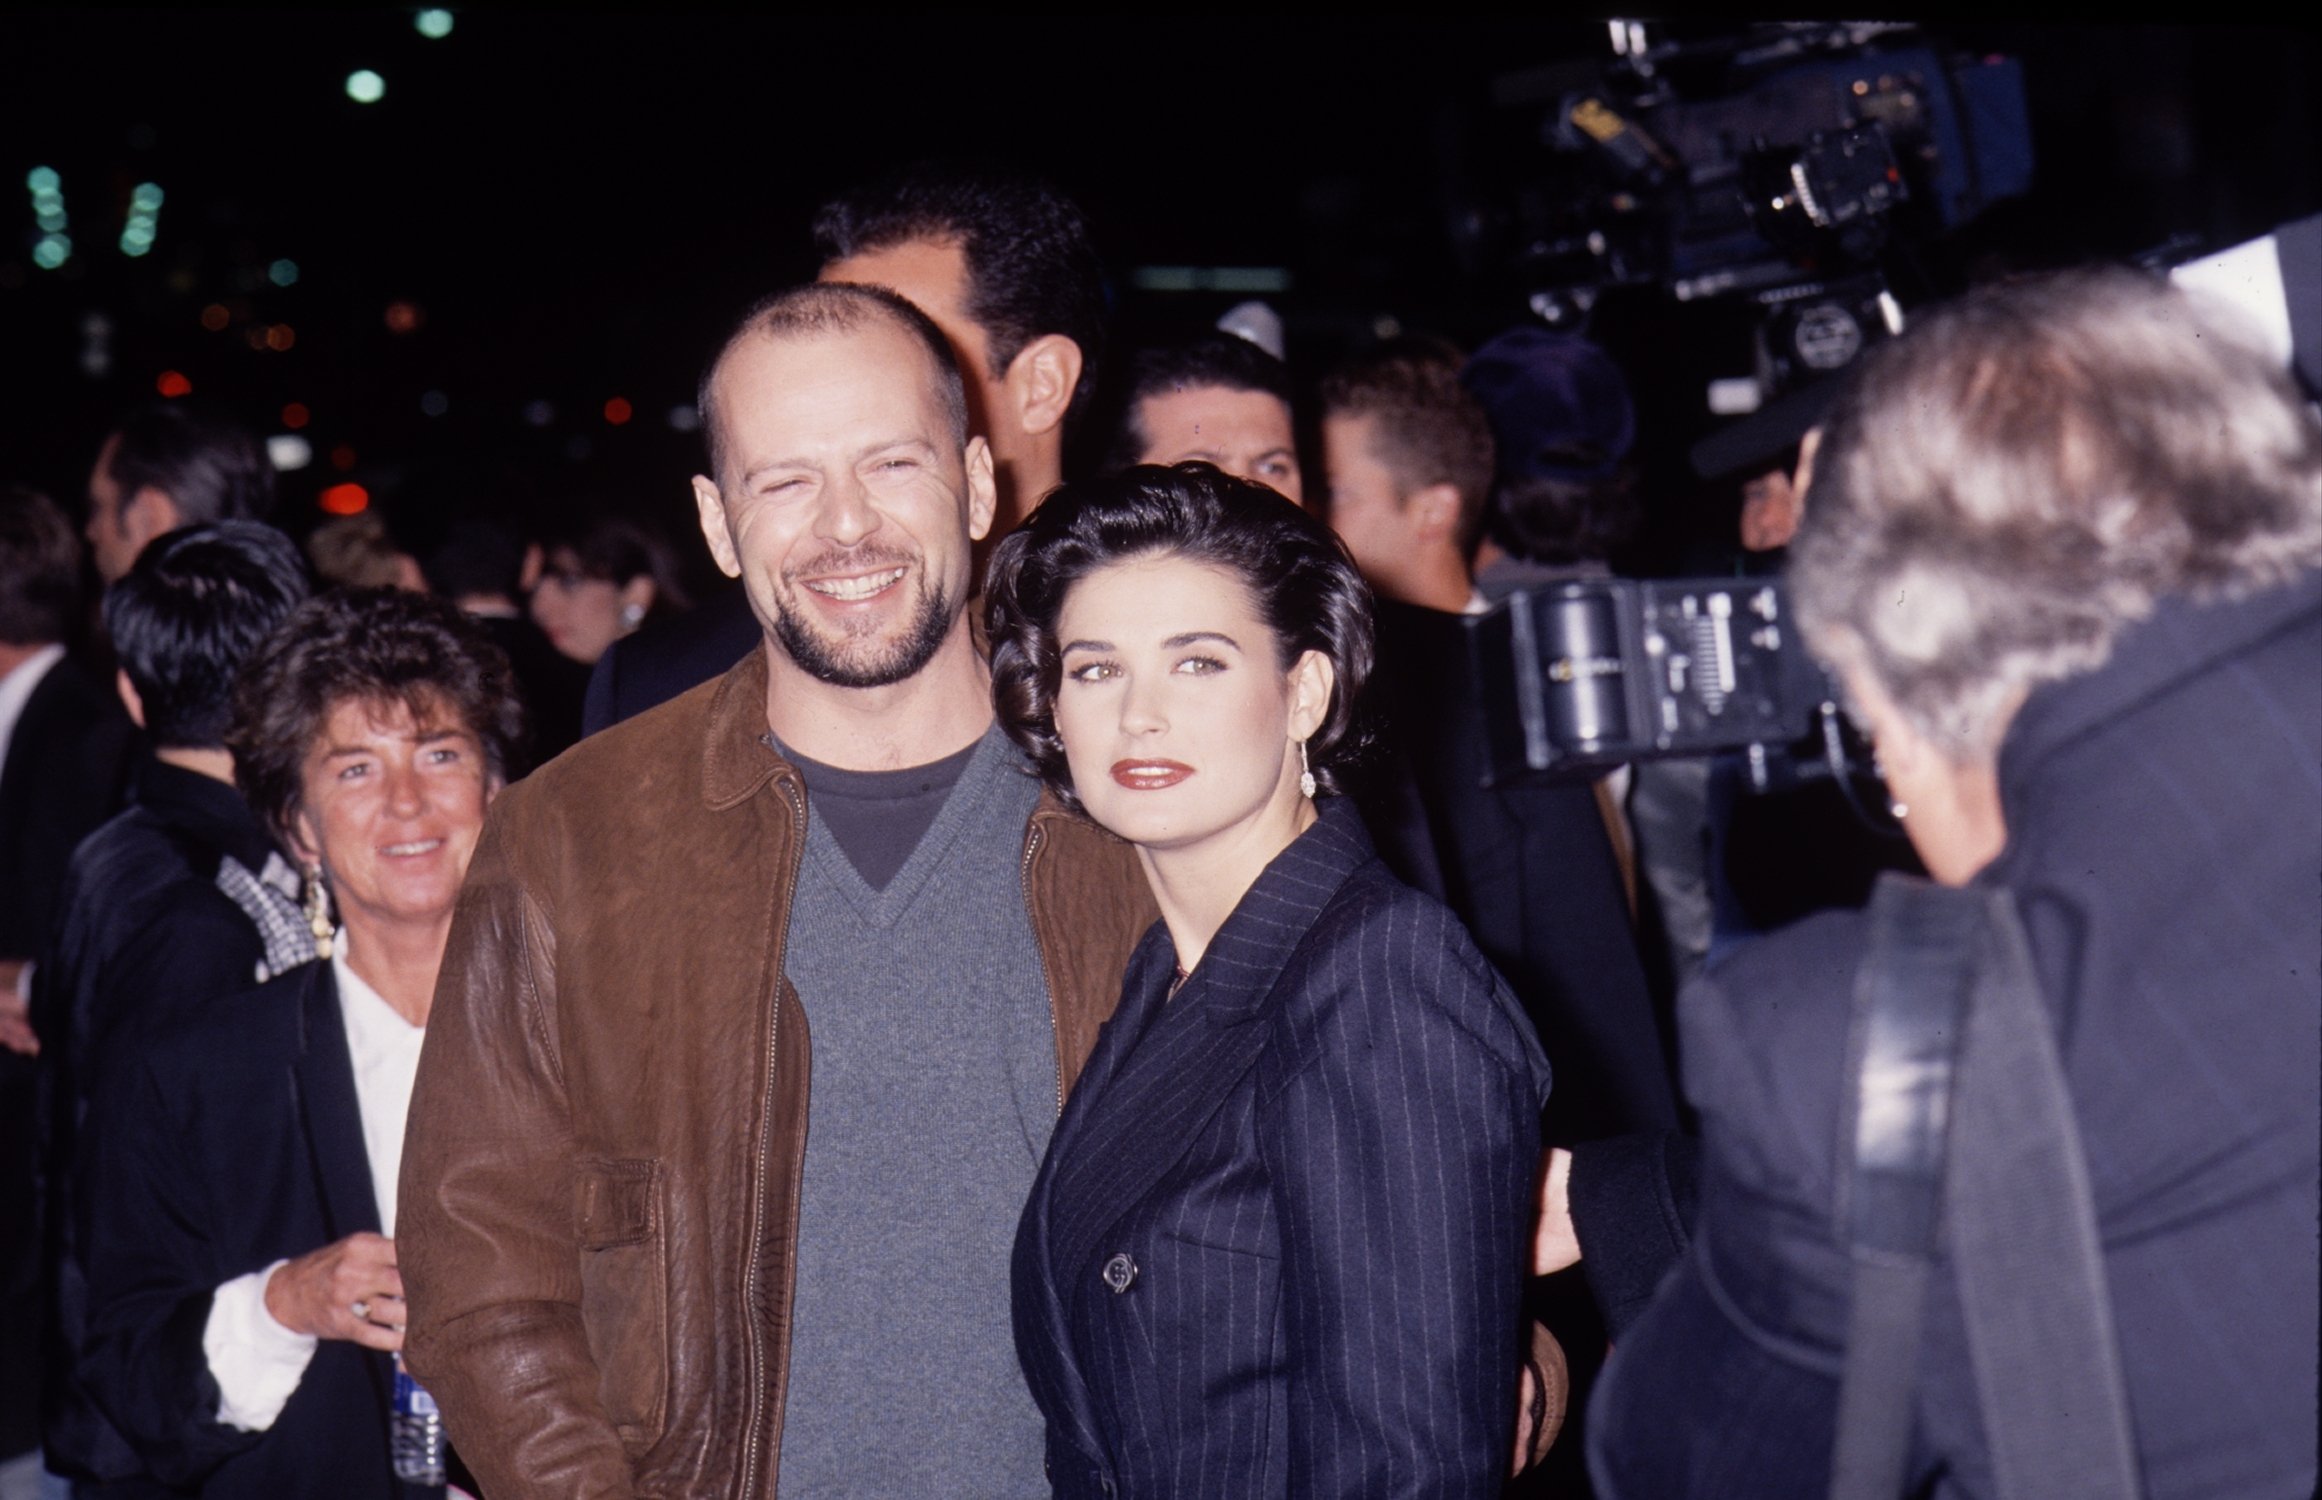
337, 762, 372, 781
1173, 655, 1226, 676
1065, 660, 1116, 684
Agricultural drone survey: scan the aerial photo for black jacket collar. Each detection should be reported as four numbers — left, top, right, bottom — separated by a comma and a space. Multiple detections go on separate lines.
1996, 571, 2322, 821
130, 755, 281, 874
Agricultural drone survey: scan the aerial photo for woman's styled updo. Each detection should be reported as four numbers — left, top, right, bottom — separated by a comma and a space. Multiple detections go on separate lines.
984, 462, 1375, 813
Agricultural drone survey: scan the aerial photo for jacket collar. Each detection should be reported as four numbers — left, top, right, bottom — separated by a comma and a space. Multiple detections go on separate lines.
1996, 570, 2322, 822
132, 755, 281, 873
1171, 795, 1378, 1023
699, 645, 794, 811
286, 962, 383, 1244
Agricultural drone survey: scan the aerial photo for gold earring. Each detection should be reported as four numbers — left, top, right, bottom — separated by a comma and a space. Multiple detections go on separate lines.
303, 864, 334, 960
1298, 740, 1317, 799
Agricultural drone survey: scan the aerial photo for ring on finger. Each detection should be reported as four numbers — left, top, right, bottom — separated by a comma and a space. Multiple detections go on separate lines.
351, 1299, 370, 1321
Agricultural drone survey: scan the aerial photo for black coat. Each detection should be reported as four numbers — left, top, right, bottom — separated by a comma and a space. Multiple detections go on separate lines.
0, 652, 135, 1459
579, 585, 757, 736
76, 960, 440, 1500
32, 760, 295, 1484
1352, 598, 1676, 1144
1013, 801, 1552, 1499
1588, 573, 2322, 1499
0, 651, 136, 961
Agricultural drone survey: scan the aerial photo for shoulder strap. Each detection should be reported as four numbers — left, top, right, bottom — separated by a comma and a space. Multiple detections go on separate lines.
1828, 876, 1978, 1500
1829, 875, 2141, 1500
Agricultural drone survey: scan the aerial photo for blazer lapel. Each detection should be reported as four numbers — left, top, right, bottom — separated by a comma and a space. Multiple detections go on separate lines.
290, 964, 382, 1244
289, 964, 400, 1413
1043, 801, 1378, 1291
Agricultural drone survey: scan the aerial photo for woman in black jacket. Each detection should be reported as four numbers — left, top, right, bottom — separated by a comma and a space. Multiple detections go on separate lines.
986, 463, 1553, 1498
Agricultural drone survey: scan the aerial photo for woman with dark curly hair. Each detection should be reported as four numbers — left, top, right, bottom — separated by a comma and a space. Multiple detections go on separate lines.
986, 462, 1554, 1498
75, 587, 520, 1498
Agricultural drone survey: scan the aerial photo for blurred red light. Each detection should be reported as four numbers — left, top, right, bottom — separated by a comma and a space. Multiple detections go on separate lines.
282, 402, 310, 429
199, 304, 231, 332
330, 445, 358, 472
156, 371, 193, 398
384, 301, 423, 334
603, 397, 633, 426
319, 483, 369, 516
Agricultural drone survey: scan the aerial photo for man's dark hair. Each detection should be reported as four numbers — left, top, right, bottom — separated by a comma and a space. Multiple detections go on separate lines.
1317, 339, 1498, 555
985, 462, 1374, 813
104, 399, 276, 524
103, 520, 309, 750
1098, 335, 1297, 475
1488, 467, 1643, 567
697, 282, 969, 482
227, 587, 526, 854
0, 485, 82, 645
813, 162, 1107, 424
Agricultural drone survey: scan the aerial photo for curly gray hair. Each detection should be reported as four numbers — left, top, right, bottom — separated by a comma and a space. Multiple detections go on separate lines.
1790, 266, 2322, 760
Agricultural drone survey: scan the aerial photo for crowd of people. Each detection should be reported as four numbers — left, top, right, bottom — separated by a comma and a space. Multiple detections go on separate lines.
0, 161, 2315, 1500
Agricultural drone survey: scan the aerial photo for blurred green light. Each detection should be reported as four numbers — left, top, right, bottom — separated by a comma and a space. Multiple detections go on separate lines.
269, 258, 300, 286
346, 69, 386, 104
26, 166, 59, 193
33, 234, 70, 270
36, 209, 66, 232
415, 9, 454, 39
130, 182, 164, 211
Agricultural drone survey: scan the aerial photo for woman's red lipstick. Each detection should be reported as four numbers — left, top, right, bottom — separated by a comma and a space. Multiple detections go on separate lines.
1111, 759, 1193, 790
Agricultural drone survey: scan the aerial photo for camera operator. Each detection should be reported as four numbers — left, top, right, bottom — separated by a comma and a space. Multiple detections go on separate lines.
1584, 267, 2320, 1498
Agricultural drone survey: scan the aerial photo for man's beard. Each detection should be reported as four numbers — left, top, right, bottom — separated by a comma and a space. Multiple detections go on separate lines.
766, 556, 958, 689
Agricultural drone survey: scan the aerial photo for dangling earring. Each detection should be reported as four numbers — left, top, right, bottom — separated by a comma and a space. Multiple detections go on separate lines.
303, 864, 334, 960
1298, 740, 1317, 800
1889, 799, 1909, 820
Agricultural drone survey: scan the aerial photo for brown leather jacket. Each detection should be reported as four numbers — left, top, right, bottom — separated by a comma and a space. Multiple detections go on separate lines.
399, 652, 1156, 1499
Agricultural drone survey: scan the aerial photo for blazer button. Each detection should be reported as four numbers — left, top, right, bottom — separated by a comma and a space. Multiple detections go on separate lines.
1101, 1252, 1138, 1293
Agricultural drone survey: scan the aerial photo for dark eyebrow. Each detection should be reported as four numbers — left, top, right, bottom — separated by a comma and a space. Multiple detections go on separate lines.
1060, 638, 1114, 655
1164, 631, 1241, 651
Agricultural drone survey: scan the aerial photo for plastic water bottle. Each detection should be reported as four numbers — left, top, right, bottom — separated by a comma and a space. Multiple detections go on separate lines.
391, 1352, 446, 1485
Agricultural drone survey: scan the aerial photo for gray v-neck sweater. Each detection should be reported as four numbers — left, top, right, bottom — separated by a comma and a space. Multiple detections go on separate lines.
774, 726, 1056, 1497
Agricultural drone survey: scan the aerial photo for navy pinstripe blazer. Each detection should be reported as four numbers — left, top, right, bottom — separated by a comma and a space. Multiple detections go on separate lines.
1012, 799, 1553, 1499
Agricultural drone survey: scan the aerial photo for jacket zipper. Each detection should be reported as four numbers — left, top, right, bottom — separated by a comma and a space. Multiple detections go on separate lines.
1021, 821, 1064, 1118
739, 774, 809, 1499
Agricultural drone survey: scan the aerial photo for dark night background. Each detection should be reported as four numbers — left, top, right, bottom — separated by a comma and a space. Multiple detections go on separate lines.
5, 13, 2317, 583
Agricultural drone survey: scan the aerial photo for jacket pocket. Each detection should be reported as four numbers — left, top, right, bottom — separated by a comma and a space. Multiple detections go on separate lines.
574, 1156, 668, 1454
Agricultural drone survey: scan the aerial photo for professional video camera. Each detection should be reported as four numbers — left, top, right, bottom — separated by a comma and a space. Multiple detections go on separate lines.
1453, 23, 2035, 802
1463, 21, 2033, 393
1468, 575, 1887, 813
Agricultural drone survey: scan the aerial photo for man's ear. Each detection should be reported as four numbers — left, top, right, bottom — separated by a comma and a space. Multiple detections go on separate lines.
690, 477, 741, 579
963, 437, 999, 543
1003, 334, 1083, 440
115, 670, 145, 730
123, 487, 183, 552
1406, 482, 1463, 545
1286, 649, 1336, 743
